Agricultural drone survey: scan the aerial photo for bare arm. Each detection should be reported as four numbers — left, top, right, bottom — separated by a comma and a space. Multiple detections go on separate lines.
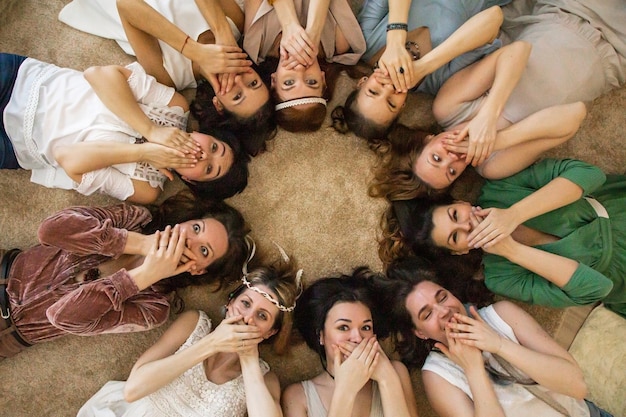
377, 361, 419, 417
376, 0, 412, 91
125, 312, 263, 401
241, 358, 283, 417
83, 65, 199, 154
411, 6, 503, 89
495, 301, 587, 398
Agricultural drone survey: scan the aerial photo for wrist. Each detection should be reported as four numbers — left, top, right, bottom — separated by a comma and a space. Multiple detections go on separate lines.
386, 29, 407, 45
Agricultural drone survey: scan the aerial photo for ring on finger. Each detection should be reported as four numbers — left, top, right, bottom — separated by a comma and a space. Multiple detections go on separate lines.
398, 67, 404, 74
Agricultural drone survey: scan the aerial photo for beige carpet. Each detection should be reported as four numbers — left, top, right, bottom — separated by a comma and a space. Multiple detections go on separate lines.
1, 1, 625, 416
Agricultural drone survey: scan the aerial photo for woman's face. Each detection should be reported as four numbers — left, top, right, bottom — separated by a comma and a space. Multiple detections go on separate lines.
271, 58, 326, 101
405, 281, 465, 345
227, 285, 281, 339
320, 301, 375, 360
430, 202, 476, 254
178, 217, 229, 274
214, 71, 269, 118
355, 76, 407, 127
176, 132, 234, 182
413, 133, 468, 189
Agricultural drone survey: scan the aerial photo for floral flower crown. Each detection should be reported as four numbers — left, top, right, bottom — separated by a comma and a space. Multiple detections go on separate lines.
240, 237, 303, 312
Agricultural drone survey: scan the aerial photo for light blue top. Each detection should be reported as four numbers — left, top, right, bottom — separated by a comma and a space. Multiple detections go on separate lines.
358, 0, 511, 95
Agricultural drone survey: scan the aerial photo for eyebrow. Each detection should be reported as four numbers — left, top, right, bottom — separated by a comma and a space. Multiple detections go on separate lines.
417, 289, 445, 318
426, 156, 453, 183
446, 207, 455, 246
202, 220, 214, 257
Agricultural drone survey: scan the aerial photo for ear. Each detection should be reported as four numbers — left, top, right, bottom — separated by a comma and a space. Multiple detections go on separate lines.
319, 331, 325, 346
413, 328, 427, 340
321, 71, 326, 86
212, 96, 224, 114
357, 76, 368, 88
189, 267, 207, 276
451, 249, 470, 256
264, 328, 278, 340
270, 72, 276, 88
180, 175, 195, 184
425, 134, 435, 143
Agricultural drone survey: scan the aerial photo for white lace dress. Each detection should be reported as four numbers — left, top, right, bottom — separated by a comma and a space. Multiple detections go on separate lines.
77, 311, 270, 417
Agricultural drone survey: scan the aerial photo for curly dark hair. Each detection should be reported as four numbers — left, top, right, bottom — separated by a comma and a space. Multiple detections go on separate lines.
145, 190, 250, 295
294, 266, 390, 372
191, 75, 277, 156
382, 257, 493, 370
175, 126, 250, 200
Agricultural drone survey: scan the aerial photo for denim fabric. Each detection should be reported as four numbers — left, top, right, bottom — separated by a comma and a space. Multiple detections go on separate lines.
586, 400, 614, 417
0, 53, 27, 169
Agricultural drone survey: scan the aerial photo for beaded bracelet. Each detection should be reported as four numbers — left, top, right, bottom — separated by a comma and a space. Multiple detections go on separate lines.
386, 23, 408, 32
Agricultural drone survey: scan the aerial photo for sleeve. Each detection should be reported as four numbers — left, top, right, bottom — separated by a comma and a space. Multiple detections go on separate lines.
45, 269, 170, 335
356, 0, 389, 61
75, 166, 139, 201
125, 61, 176, 107
37, 203, 152, 257
484, 257, 614, 308
495, 159, 606, 196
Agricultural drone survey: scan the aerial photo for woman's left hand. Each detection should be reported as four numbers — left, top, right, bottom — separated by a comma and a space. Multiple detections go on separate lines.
377, 39, 414, 92
468, 206, 520, 249
446, 305, 504, 355
455, 108, 498, 167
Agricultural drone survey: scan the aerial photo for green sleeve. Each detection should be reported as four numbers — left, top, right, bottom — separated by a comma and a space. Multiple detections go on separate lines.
479, 159, 606, 208
483, 256, 614, 308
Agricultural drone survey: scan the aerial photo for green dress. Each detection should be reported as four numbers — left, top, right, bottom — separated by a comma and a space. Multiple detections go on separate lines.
477, 159, 626, 318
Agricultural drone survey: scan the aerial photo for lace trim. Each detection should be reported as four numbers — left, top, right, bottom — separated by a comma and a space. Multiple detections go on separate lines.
23, 64, 59, 167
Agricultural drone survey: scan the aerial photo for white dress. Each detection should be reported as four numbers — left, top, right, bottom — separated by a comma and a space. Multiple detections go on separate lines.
77, 311, 270, 417
422, 305, 590, 417
59, 0, 244, 90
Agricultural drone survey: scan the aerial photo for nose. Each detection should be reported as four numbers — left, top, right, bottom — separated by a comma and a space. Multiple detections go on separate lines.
433, 303, 451, 319
349, 328, 364, 343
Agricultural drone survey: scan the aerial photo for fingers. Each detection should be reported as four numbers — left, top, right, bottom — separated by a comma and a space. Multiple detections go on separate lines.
158, 168, 174, 181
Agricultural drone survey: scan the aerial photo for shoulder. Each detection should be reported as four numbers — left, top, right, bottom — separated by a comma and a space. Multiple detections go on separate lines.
391, 359, 411, 379
281, 380, 307, 415
171, 310, 203, 334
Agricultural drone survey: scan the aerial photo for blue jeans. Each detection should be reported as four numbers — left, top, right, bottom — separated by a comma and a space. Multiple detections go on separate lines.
586, 400, 614, 417
0, 53, 27, 169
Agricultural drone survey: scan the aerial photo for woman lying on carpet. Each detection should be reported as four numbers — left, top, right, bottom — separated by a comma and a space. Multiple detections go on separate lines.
383, 259, 613, 417
381, 158, 626, 319
0, 190, 249, 360
281, 268, 418, 417
60, 0, 276, 156
78, 247, 302, 417
244, 0, 366, 132
332, 0, 508, 140
0, 53, 249, 203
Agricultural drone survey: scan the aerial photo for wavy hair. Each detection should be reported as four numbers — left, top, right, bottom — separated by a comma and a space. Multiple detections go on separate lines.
383, 257, 493, 369
191, 75, 277, 156
368, 124, 442, 202
294, 267, 390, 372
175, 126, 250, 200
146, 190, 250, 296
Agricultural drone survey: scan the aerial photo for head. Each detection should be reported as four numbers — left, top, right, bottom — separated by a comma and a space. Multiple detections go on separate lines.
225, 254, 302, 354
383, 259, 466, 368
294, 267, 388, 370
146, 190, 250, 292
332, 76, 407, 142
412, 132, 469, 190
191, 75, 277, 156
368, 125, 443, 201
175, 127, 250, 200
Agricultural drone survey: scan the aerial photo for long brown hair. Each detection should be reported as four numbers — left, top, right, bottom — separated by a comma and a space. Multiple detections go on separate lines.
368, 125, 438, 201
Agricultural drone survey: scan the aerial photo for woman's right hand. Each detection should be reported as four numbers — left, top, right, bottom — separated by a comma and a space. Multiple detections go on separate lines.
146, 125, 200, 155
205, 314, 263, 354
139, 225, 193, 285
333, 337, 379, 392
436, 319, 484, 373
280, 23, 317, 67
139, 142, 198, 170
378, 37, 414, 92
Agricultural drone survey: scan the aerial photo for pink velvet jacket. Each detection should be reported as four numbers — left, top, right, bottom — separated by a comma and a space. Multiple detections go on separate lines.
5, 204, 171, 346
